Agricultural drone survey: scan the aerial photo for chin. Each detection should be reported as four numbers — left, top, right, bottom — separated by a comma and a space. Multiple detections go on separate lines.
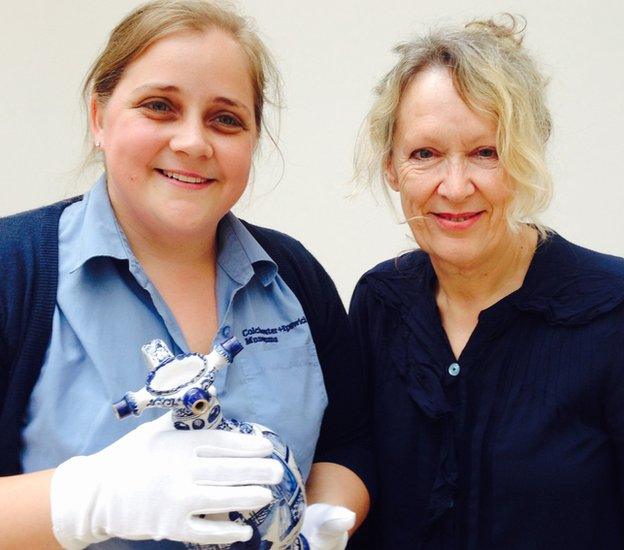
167, 200, 222, 221
425, 239, 488, 270
148, 208, 214, 237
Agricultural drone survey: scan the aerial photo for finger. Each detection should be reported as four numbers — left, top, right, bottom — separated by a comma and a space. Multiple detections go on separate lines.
194, 431, 273, 458
186, 517, 253, 545
319, 532, 348, 550
317, 506, 356, 536
193, 457, 283, 485
188, 485, 273, 514
144, 410, 174, 431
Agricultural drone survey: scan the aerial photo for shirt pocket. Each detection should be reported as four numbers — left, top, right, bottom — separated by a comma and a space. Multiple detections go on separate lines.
235, 342, 328, 479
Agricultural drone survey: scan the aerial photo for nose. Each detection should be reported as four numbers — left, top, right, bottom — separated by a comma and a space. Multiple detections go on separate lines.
169, 117, 213, 158
437, 157, 475, 202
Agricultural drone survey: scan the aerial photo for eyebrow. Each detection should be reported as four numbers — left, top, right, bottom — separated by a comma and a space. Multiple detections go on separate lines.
403, 128, 496, 147
133, 83, 179, 94
132, 83, 251, 114
213, 96, 251, 114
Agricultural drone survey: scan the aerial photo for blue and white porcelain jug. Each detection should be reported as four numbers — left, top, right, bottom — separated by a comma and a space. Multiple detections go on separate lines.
113, 338, 308, 549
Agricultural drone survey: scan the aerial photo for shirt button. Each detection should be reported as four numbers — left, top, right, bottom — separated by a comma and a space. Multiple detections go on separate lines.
221, 325, 232, 337
448, 362, 461, 376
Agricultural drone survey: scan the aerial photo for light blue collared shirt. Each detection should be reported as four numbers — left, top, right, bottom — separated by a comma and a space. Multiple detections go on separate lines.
21, 176, 327, 549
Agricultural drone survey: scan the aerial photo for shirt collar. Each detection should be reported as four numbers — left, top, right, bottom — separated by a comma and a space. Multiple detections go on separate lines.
217, 212, 277, 287
69, 176, 277, 286
69, 174, 130, 272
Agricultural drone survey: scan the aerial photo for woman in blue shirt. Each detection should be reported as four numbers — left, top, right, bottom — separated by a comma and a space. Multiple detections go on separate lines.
350, 16, 624, 549
0, 1, 371, 548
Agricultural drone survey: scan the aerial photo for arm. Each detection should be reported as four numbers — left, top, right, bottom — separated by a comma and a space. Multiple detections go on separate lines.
306, 269, 374, 528
297, 270, 375, 550
0, 415, 281, 549
306, 462, 369, 534
0, 470, 60, 549
0, 261, 57, 548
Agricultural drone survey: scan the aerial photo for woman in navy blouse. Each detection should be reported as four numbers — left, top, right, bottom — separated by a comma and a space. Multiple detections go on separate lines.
350, 16, 624, 549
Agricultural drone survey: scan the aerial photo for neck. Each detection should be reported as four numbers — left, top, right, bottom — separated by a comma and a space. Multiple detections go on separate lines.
127, 224, 218, 271
433, 225, 538, 312
112, 209, 219, 270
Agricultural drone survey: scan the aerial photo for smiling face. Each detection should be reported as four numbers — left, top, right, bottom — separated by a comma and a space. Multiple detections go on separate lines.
386, 66, 515, 271
90, 29, 257, 243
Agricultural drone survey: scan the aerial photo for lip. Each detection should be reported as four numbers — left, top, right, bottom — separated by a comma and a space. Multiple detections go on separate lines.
431, 211, 485, 231
156, 168, 216, 189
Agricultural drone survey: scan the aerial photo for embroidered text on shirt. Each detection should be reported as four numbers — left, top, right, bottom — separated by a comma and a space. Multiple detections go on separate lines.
241, 317, 308, 345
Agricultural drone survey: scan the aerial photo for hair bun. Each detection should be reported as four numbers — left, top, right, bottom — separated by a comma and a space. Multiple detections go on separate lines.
466, 14, 526, 47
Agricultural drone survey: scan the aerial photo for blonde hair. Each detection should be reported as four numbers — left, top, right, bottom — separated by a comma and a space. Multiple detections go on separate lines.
355, 15, 553, 234
82, 0, 280, 163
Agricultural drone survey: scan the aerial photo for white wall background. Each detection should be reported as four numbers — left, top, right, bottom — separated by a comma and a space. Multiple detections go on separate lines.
2, 0, 623, 303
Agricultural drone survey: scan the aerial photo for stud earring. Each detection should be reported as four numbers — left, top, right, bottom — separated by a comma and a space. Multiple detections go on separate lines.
95, 141, 101, 148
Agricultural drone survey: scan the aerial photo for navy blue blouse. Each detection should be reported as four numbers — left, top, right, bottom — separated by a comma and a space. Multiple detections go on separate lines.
349, 233, 624, 549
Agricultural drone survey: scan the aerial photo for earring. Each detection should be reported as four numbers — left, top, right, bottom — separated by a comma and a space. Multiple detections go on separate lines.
95, 141, 101, 148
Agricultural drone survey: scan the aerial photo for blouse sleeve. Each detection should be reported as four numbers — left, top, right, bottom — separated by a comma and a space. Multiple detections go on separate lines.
309, 267, 375, 497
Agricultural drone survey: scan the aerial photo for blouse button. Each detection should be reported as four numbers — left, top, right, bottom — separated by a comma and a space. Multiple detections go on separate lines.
221, 325, 232, 337
448, 362, 461, 376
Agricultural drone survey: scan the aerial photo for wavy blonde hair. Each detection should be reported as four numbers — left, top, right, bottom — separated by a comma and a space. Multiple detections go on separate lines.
355, 15, 553, 234
82, 0, 281, 164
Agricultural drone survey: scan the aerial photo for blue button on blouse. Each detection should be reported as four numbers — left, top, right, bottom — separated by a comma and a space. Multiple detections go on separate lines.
448, 362, 460, 376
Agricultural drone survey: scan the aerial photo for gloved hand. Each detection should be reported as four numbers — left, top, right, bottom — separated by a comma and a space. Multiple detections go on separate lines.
50, 412, 283, 549
300, 503, 356, 550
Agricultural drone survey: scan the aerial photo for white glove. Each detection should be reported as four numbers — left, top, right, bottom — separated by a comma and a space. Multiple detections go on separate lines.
50, 412, 283, 549
300, 503, 356, 550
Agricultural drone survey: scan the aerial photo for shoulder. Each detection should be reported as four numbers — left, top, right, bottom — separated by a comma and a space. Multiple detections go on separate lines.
0, 198, 81, 259
241, 220, 317, 265
517, 232, 624, 324
240, 220, 333, 287
240, 221, 341, 313
0, 198, 79, 229
350, 249, 431, 313
359, 249, 429, 280
0, 198, 80, 316
550, 234, 624, 277
239, 219, 346, 329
